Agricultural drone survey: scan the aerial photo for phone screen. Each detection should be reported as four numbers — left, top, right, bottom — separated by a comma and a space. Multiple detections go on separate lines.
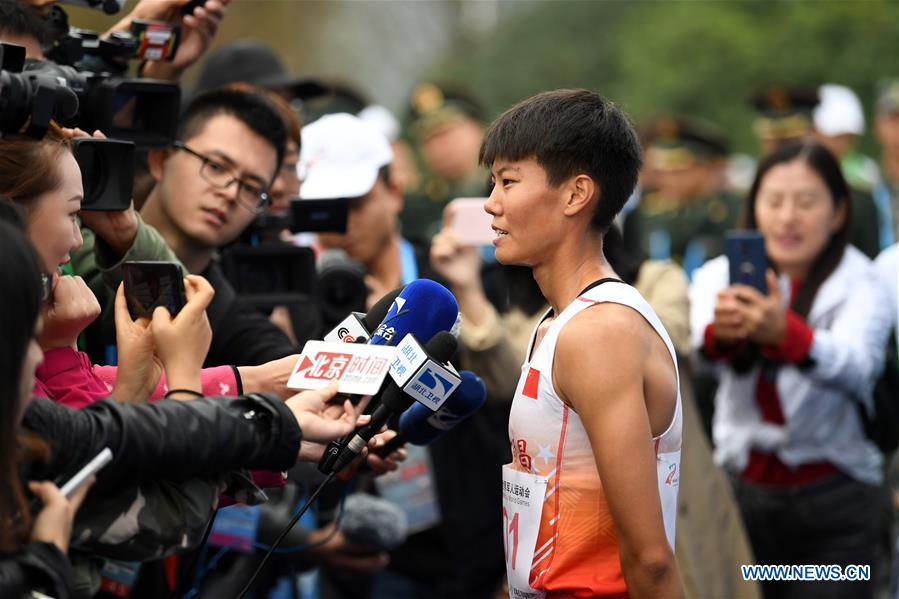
122, 261, 186, 319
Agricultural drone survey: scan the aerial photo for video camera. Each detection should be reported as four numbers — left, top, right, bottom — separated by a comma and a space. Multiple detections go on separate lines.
0, 43, 78, 138
45, 5, 181, 68
0, 42, 179, 148
221, 198, 368, 337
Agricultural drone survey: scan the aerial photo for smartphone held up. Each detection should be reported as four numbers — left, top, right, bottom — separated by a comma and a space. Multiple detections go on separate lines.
122, 261, 186, 319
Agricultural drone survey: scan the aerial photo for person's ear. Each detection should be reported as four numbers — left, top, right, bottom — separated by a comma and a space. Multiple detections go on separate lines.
147, 149, 171, 183
562, 174, 598, 218
381, 174, 404, 215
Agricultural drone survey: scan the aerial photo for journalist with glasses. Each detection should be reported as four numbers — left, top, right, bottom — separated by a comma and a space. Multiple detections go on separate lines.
67, 87, 302, 370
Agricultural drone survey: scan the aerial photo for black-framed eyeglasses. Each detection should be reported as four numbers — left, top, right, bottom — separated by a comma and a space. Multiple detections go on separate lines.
39, 272, 52, 303
173, 141, 271, 214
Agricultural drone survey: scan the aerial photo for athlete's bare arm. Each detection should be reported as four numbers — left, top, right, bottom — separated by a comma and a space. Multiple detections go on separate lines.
554, 303, 683, 599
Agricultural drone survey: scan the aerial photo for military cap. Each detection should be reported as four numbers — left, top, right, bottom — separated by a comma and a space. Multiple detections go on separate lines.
408, 82, 485, 138
749, 84, 819, 141
644, 114, 729, 171
876, 79, 899, 115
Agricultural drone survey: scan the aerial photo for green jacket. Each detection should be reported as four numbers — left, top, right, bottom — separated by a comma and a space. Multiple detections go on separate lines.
71, 214, 185, 363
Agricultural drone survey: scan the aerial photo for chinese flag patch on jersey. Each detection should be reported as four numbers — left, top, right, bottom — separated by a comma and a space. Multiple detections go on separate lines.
523, 367, 540, 399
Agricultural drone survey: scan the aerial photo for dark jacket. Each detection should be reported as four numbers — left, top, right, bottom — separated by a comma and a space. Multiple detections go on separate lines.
22, 394, 302, 493
7, 394, 300, 599
0, 541, 74, 599
202, 261, 299, 367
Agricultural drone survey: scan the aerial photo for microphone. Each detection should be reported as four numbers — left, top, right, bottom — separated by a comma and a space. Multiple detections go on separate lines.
326, 331, 460, 474
399, 371, 487, 444
339, 494, 408, 551
316, 281, 460, 474
323, 286, 404, 343
375, 371, 486, 456
368, 279, 460, 346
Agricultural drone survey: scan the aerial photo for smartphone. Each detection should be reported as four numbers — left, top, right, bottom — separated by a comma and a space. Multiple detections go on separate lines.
122, 261, 186, 319
448, 197, 494, 246
59, 447, 113, 498
725, 230, 768, 293
72, 138, 135, 212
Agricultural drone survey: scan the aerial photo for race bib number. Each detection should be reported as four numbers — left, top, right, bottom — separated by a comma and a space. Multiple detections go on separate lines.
501, 464, 549, 599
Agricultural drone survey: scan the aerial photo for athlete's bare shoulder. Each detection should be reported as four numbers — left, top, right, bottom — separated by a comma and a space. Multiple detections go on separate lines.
554, 302, 676, 436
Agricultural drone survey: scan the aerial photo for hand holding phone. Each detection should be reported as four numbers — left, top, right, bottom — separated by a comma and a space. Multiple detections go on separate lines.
28, 448, 112, 554
149, 274, 215, 391
59, 448, 113, 498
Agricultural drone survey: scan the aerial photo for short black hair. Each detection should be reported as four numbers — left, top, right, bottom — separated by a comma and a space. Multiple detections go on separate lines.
0, 0, 51, 46
178, 88, 288, 183
479, 89, 642, 232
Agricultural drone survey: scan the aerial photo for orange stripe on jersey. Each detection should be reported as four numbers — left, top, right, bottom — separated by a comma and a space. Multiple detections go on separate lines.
530, 404, 569, 587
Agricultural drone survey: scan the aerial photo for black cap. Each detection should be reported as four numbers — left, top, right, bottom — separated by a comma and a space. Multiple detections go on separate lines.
191, 39, 327, 100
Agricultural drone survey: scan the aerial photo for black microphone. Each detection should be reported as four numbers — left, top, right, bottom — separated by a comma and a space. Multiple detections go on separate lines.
322, 286, 404, 344
326, 331, 459, 474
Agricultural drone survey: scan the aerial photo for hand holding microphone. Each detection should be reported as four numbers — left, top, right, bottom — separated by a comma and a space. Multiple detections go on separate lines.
285, 382, 371, 462
325, 330, 461, 475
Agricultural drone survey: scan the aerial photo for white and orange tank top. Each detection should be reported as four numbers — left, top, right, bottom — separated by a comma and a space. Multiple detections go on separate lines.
502, 280, 682, 599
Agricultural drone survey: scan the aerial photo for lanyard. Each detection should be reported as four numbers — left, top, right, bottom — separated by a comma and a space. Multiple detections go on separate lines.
399, 238, 418, 284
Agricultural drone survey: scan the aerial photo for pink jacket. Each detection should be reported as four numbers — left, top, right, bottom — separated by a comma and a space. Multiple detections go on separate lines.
34, 347, 285, 491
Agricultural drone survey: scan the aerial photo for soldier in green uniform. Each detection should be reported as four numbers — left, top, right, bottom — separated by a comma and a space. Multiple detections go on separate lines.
400, 83, 489, 241
874, 79, 899, 242
751, 84, 884, 258
625, 115, 741, 279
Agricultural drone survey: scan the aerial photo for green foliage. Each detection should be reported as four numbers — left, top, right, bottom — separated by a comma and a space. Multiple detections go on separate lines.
434, 0, 899, 154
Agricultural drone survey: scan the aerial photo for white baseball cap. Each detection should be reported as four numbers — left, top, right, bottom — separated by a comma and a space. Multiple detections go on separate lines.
813, 84, 865, 136
359, 104, 401, 142
298, 113, 394, 200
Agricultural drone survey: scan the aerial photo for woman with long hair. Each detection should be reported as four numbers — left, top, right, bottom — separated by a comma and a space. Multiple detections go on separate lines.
690, 140, 891, 598
0, 211, 91, 598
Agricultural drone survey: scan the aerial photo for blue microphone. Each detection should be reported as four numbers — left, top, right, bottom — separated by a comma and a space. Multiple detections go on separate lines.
368, 279, 459, 346
373, 371, 487, 457
399, 371, 487, 444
